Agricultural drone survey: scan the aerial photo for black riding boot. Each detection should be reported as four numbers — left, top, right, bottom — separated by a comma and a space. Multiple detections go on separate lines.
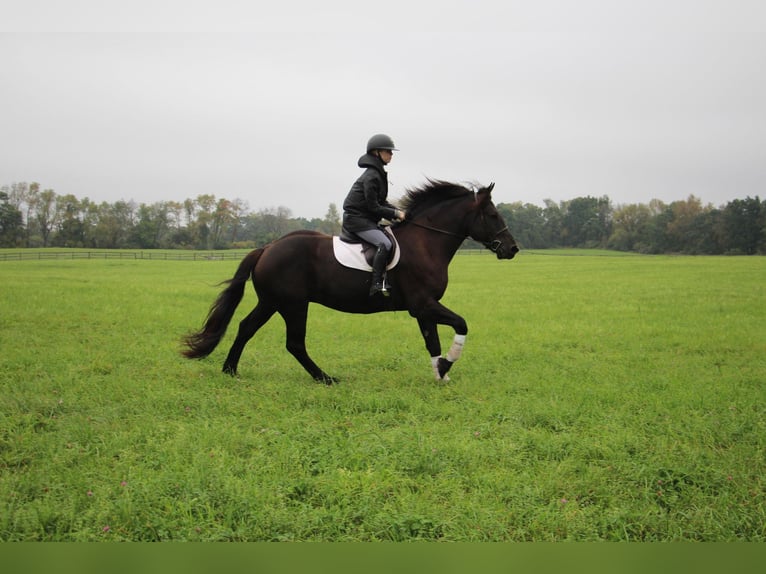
369, 245, 389, 296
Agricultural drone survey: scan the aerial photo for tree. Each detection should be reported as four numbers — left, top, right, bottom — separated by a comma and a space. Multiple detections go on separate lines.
54, 194, 87, 247
23, 182, 39, 246
92, 200, 136, 248
320, 203, 341, 235
542, 199, 564, 247
0, 190, 23, 247
243, 206, 299, 246
191, 194, 216, 249
665, 195, 714, 253
720, 196, 764, 254
166, 201, 184, 232
227, 198, 249, 245
6, 182, 29, 215
497, 202, 549, 248
210, 198, 237, 249
80, 198, 100, 247
609, 203, 652, 252
35, 189, 58, 247
259, 205, 292, 243
642, 201, 672, 254
131, 202, 171, 248
561, 196, 612, 247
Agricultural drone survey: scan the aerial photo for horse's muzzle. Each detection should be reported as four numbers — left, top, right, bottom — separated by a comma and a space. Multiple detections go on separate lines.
496, 244, 519, 260
484, 227, 519, 259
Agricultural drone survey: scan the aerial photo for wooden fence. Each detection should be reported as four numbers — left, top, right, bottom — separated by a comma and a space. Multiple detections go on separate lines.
0, 251, 250, 262
0, 248, 494, 262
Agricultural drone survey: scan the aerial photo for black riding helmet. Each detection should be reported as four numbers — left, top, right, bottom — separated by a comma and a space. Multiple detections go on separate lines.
366, 134, 399, 153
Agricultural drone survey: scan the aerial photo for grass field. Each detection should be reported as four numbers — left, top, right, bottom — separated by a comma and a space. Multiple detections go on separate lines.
0, 249, 764, 541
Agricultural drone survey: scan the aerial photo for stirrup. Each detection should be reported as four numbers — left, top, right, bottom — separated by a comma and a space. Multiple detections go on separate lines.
369, 282, 389, 297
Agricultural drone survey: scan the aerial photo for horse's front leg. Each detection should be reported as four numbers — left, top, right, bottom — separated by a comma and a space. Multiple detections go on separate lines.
417, 317, 445, 381
415, 302, 468, 381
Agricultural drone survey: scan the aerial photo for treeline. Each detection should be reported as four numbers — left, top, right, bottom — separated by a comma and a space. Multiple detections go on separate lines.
0, 182, 342, 250
1, 182, 764, 254
496, 195, 765, 254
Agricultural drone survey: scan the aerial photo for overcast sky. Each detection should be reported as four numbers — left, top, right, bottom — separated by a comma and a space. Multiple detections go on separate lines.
2, 0, 765, 218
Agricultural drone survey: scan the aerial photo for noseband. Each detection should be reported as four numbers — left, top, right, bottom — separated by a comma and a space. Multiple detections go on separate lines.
483, 225, 509, 253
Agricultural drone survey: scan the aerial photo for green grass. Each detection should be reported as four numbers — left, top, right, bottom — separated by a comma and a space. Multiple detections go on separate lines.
0, 250, 764, 541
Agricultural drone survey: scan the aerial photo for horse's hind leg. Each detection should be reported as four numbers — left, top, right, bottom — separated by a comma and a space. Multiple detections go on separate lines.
222, 301, 276, 376
279, 303, 337, 384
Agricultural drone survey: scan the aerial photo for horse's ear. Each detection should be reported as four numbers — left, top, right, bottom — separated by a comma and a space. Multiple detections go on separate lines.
476, 182, 495, 204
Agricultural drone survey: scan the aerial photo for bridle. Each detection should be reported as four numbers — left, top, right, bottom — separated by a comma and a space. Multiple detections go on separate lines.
406, 217, 509, 253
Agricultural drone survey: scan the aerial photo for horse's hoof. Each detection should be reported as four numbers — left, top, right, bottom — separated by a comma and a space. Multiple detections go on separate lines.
437, 357, 453, 379
315, 374, 339, 385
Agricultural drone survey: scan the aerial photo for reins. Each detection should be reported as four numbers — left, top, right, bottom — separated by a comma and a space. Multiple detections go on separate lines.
403, 219, 509, 253
405, 219, 465, 239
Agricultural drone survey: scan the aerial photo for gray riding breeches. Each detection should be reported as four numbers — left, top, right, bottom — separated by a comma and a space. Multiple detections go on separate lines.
355, 228, 392, 252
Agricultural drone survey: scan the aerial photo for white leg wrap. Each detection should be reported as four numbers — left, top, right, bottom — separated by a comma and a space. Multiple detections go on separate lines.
431, 356, 441, 380
446, 334, 466, 363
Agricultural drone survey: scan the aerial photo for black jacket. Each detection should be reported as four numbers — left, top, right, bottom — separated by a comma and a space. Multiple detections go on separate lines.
342, 153, 398, 233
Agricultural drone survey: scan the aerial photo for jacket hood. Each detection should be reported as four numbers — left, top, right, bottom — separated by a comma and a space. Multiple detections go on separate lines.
358, 153, 387, 173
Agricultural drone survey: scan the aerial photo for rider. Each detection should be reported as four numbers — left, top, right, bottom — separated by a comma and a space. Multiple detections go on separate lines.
342, 134, 406, 296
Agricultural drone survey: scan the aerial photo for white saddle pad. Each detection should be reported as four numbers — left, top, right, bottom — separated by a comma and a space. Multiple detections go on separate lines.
332, 234, 401, 272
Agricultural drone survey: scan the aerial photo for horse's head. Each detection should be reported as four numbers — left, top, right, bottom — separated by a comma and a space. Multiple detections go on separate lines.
468, 183, 519, 259
399, 180, 519, 259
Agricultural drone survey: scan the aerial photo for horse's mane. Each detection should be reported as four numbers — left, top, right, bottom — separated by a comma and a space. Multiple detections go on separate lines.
397, 180, 474, 218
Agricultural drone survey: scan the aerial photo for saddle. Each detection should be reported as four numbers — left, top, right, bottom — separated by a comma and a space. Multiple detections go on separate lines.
333, 226, 400, 272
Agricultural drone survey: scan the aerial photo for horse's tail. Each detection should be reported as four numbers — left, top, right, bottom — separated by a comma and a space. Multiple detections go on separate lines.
181, 248, 264, 359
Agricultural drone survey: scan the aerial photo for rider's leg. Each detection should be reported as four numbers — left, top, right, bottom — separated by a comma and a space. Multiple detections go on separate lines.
355, 229, 392, 296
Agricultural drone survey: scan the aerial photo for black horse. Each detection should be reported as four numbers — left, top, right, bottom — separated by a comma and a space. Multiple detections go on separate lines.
182, 180, 518, 382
